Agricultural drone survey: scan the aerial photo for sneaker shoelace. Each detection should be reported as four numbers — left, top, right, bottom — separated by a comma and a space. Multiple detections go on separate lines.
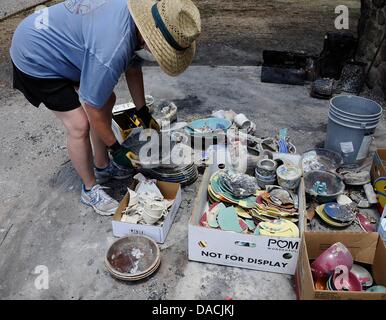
91, 185, 114, 205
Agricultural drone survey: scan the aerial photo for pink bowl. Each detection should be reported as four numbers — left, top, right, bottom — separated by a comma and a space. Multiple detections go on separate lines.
333, 265, 362, 292
311, 242, 353, 279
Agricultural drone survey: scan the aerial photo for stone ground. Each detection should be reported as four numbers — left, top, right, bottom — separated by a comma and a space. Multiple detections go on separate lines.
0, 0, 46, 20
1, 0, 385, 300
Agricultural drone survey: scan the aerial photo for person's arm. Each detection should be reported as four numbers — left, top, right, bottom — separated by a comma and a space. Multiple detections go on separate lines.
125, 67, 160, 132
83, 103, 117, 147
83, 102, 139, 168
125, 66, 146, 110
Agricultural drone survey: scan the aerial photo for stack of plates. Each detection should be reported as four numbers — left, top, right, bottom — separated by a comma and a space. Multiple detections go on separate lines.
315, 202, 356, 228
140, 162, 198, 186
105, 235, 161, 281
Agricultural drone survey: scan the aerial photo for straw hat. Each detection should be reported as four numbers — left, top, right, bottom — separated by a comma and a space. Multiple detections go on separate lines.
128, 0, 201, 76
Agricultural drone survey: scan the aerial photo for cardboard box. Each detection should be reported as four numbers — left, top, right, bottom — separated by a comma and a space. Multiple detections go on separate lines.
112, 180, 182, 244
295, 232, 386, 300
371, 149, 386, 213
112, 103, 142, 144
188, 164, 306, 275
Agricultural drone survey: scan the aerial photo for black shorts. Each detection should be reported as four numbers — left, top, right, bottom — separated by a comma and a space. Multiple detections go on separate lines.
12, 62, 81, 112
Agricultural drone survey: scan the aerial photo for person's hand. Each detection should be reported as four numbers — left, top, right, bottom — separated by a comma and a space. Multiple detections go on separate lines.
135, 105, 160, 132
109, 143, 140, 169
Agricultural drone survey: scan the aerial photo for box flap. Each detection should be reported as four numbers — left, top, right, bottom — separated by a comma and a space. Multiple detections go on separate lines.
156, 181, 180, 200
113, 192, 129, 221
373, 237, 386, 286
304, 232, 379, 264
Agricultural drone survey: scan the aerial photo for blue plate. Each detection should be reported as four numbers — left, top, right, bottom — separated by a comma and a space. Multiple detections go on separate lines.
324, 202, 356, 223
185, 118, 232, 137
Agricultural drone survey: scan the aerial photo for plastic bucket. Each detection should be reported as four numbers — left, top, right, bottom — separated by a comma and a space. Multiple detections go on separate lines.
330, 106, 381, 123
330, 95, 382, 119
329, 110, 380, 130
325, 95, 382, 164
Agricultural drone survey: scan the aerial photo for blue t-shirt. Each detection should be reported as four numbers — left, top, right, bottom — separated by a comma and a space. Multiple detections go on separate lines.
10, 0, 138, 108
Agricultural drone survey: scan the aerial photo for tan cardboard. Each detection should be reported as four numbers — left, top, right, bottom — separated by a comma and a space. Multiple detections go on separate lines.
112, 180, 182, 243
296, 231, 386, 300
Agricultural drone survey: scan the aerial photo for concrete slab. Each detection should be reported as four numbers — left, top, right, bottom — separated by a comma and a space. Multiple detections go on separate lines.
0, 66, 385, 300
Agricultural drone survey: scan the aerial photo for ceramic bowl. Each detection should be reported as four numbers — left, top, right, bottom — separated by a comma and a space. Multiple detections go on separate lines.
357, 213, 377, 232
255, 169, 277, 189
141, 202, 166, 225
302, 148, 343, 173
105, 235, 160, 281
304, 170, 345, 203
366, 285, 386, 293
185, 117, 232, 138
256, 159, 278, 177
311, 242, 353, 279
351, 264, 373, 288
332, 266, 362, 292
276, 165, 302, 190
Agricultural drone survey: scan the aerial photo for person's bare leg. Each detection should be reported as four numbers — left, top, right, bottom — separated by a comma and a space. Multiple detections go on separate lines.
88, 93, 116, 169
53, 107, 95, 190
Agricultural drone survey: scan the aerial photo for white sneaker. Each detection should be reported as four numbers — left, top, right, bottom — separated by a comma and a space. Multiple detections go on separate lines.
80, 184, 119, 216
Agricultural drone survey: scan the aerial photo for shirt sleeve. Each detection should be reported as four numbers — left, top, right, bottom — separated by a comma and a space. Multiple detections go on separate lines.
78, 51, 120, 108
128, 54, 144, 69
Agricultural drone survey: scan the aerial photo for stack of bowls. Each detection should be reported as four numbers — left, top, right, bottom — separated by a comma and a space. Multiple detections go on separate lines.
255, 159, 278, 189
105, 235, 161, 281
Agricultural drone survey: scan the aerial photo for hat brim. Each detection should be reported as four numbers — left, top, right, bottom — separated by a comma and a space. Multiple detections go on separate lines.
128, 0, 196, 77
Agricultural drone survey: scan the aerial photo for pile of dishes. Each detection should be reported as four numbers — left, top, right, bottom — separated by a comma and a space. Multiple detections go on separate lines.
252, 187, 299, 223
200, 202, 299, 238
120, 174, 175, 226
314, 202, 357, 228
208, 170, 258, 209
105, 235, 161, 281
185, 117, 232, 138
311, 242, 383, 292
204, 169, 300, 238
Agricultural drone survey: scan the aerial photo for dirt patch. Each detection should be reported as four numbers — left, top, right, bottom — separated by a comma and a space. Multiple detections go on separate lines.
193, 0, 361, 65
0, 0, 361, 88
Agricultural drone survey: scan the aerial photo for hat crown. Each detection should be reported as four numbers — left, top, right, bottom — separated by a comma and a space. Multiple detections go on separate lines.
157, 0, 201, 49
